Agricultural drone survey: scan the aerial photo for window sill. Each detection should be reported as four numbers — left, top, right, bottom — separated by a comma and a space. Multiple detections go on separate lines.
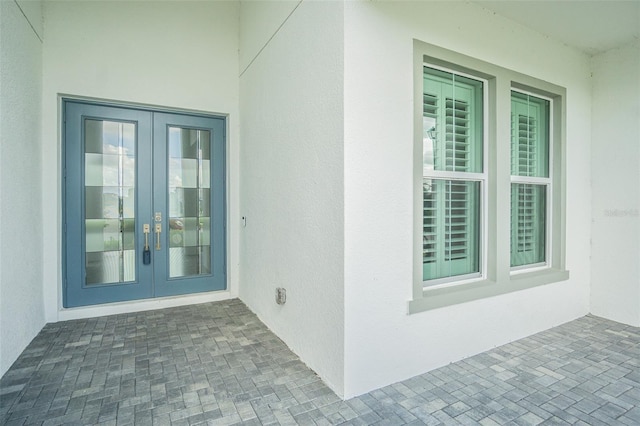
408, 268, 569, 314
509, 267, 570, 289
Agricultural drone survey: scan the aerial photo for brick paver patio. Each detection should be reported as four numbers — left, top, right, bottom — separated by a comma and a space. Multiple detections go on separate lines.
1, 299, 639, 425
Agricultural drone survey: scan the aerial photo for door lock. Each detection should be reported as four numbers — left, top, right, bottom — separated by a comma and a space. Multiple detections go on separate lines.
143, 224, 151, 264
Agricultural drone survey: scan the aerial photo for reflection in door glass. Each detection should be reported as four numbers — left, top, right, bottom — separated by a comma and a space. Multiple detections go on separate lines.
168, 127, 212, 278
84, 119, 136, 285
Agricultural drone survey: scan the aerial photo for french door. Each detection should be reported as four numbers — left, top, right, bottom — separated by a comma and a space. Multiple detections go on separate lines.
63, 101, 225, 308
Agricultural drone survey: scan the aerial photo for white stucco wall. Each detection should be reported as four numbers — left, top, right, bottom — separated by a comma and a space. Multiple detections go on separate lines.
0, 0, 45, 377
343, 1, 592, 398
41, 1, 241, 321
239, 1, 345, 396
590, 40, 640, 327
239, 0, 300, 74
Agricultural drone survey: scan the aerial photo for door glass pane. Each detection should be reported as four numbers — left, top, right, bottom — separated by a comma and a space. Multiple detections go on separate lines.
84, 119, 136, 285
168, 127, 212, 278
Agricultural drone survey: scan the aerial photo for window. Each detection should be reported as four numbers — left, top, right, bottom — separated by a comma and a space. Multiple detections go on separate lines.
411, 40, 569, 313
510, 91, 550, 268
422, 67, 484, 284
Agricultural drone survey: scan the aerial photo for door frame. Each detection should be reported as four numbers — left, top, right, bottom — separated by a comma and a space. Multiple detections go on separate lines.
61, 96, 228, 308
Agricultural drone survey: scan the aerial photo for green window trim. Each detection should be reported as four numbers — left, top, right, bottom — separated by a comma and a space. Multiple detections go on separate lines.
411, 39, 569, 314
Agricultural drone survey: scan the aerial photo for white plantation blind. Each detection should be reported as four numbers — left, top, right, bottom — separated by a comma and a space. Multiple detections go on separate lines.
422, 67, 483, 282
423, 93, 438, 116
514, 113, 537, 176
423, 93, 438, 173
422, 180, 480, 279
423, 69, 482, 174
511, 92, 548, 178
511, 184, 546, 265
444, 180, 476, 263
515, 185, 535, 252
510, 92, 549, 267
445, 98, 471, 171
422, 180, 477, 260
422, 180, 437, 265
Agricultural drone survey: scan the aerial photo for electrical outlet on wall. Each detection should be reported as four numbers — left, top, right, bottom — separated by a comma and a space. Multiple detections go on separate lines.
276, 288, 286, 305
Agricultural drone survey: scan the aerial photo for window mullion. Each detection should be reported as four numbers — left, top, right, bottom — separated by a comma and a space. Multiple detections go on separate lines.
511, 176, 550, 185
426, 171, 485, 181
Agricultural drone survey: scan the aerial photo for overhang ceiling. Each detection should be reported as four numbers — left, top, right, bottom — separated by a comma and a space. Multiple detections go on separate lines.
474, 0, 640, 55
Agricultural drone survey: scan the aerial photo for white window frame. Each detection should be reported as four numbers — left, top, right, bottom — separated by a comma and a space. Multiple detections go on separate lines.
510, 89, 554, 274
420, 64, 489, 289
410, 40, 569, 314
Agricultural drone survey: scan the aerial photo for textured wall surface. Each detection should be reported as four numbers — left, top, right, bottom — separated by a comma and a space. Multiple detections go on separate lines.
343, 1, 592, 397
239, 1, 345, 396
0, 0, 45, 377
239, 0, 300, 73
590, 40, 640, 327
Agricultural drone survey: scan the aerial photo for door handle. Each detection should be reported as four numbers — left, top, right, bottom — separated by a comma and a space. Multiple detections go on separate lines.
143, 224, 151, 264
155, 223, 162, 250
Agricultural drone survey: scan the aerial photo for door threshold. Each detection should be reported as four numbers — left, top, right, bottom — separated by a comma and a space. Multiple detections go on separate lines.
57, 290, 234, 322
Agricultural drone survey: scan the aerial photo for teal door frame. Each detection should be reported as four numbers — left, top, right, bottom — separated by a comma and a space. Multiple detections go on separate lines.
63, 99, 226, 308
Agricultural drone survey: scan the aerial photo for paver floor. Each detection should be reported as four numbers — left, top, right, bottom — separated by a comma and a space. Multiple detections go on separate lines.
1, 299, 639, 425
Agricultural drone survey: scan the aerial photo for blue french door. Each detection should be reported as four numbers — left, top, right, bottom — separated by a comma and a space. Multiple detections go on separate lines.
64, 101, 225, 308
